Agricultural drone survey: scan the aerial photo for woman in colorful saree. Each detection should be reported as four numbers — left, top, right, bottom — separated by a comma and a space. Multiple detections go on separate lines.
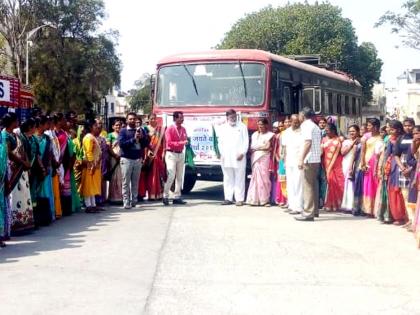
9, 118, 36, 233
138, 114, 164, 201
0, 113, 19, 244
386, 120, 407, 225
246, 118, 274, 206
73, 125, 86, 197
95, 119, 109, 205
412, 125, 420, 248
81, 120, 102, 213
107, 120, 123, 203
374, 125, 392, 223
275, 120, 288, 207
321, 123, 344, 212
360, 118, 384, 217
45, 117, 62, 219
340, 125, 361, 213
33, 116, 55, 226
55, 113, 73, 216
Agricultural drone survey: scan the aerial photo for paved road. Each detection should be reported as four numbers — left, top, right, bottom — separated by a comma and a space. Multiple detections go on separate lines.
1, 181, 420, 315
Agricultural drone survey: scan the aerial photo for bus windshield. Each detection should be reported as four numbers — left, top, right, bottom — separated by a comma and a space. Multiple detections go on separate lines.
156, 62, 266, 107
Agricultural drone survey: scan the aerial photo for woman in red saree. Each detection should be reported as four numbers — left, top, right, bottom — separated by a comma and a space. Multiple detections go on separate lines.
138, 114, 165, 201
321, 123, 345, 211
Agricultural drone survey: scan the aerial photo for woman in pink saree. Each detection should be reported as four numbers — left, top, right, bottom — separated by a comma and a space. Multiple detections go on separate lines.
246, 118, 274, 206
360, 118, 384, 217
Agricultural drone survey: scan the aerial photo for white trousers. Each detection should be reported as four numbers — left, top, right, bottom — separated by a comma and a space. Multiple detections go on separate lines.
286, 165, 303, 212
163, 152, 185, 199
221, 166, 246, 202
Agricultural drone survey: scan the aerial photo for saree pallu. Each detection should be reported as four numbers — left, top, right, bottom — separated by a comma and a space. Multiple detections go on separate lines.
374, 179, 392, 222
33, 135, 55, 226
322, 139, 344, 212
108, 158, 123, 203
52, 174, 62, 218
388, 158, 407, 222
362, 155, 379, 216
10, 171, 34, 233
341, 142, 359, 213
97, 136, 109, 204
246, 154, 272, 206
276, 159, 287, 204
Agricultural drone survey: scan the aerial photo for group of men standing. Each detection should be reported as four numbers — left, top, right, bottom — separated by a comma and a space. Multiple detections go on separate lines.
216, 107, 322, 222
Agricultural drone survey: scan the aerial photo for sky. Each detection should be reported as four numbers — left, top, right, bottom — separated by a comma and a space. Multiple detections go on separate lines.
102, 0, 419, 91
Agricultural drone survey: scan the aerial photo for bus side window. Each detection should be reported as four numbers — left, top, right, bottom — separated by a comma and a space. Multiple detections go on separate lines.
337, 94, 342, 115
327, 92, 333, 114
303, 88, 314, 109
314, 88, 321, 114
270, 69, 278, 109
283, 86, 291, 114
344, 96, 349, 114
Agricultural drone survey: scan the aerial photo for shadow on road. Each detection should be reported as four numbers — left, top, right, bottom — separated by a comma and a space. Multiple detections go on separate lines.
0, 206, 154, 264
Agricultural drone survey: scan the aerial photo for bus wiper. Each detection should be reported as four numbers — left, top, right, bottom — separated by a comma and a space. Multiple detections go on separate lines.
238, 61, 248, 98
182, 63, 199, 96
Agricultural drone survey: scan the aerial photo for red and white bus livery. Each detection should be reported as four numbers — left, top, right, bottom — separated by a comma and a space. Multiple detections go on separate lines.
152, 49, 362, 192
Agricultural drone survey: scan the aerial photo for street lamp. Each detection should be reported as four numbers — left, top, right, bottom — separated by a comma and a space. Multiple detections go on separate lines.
25, 23, 57, 85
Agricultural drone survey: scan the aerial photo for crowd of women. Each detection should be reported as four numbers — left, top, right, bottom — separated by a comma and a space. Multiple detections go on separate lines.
246, 115, 420, 249
0, 110, 165, 248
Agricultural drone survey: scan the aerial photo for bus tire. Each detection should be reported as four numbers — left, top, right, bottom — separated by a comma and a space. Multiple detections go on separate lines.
182, 167, 197, 194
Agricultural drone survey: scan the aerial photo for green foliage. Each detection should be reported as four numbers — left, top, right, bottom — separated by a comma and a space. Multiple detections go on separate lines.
0, 0, 121, 112
376, 0, 420, 50
217, 3, 383, 101
128, 73, 152, 114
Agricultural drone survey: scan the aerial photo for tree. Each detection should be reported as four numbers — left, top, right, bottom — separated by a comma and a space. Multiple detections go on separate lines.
0, 0, 121, 112
0, 0, 35, 81
217, 3, 383, 101
376, 0, 420, 50
128, 73, 152, 114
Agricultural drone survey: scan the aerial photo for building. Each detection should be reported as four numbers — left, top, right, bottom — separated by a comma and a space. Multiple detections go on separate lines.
362, 82, 386, 122
385, 69, 420, 122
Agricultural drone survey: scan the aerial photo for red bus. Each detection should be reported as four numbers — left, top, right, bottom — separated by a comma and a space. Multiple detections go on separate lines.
0, 74, 34, 121
153, 49, 362, 192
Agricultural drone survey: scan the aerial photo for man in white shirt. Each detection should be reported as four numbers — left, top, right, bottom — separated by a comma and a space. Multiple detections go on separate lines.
296, 107, 322, 221
282, 114, 304, 215
217, 109, 249, 206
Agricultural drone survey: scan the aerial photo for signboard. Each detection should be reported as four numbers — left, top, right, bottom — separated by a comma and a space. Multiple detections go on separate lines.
0, 79, 10, 102
183, 115, 226, 165
0, 76, 20, 107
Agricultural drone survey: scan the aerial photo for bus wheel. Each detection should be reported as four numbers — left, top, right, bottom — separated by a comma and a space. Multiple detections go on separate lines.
182, 167, 197, 194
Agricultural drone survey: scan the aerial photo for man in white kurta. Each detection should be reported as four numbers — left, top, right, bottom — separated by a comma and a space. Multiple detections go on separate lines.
282, 114, 304, 214
217, 109, 249, 206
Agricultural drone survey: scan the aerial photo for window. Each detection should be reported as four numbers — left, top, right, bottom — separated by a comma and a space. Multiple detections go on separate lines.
337, 94, 342, 114
352, 97, 356, 115
157, 62, 266, 107
303, 88, 314, 108
327, 92, 333, 114
344, 96, 349, 114
416, 73, 420, 83
283, 86, 291, 114
110, 102, 115, 114
314, 89, 321, 113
